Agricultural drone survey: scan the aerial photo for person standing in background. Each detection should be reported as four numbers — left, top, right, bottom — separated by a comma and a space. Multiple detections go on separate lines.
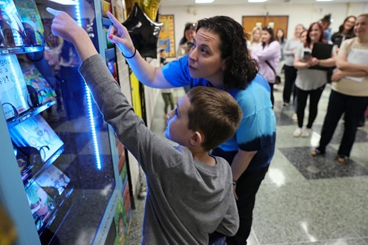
291, 29, 308, 122
249, 27, 262, 53
177, 23, 196, 93
177, 23, 196, 58
300, 29, 308, 44
252, 26, 281, 106
276, 28, 286, 62
320, 14, 332, 42
331, 16, 356, 50
282, 24, 304, 107
312, 13, 368, 163
44, 32, 63, 113
44, 32, 62, 74
275, 28, 287, 91
159, 49, 174, 119
293, 22, 336, 138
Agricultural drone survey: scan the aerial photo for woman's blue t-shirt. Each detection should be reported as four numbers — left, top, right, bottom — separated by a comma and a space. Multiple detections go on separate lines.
162, 55, 276, 170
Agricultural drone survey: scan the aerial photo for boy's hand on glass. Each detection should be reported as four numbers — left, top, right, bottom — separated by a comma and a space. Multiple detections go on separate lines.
106, 11, 135, 58
46, 8, 83, 43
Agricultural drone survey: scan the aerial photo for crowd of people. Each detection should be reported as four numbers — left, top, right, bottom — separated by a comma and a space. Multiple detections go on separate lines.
262, 14, 367, 164
46, 7, 368, 245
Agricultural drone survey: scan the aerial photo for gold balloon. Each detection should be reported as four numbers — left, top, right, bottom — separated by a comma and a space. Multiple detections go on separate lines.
125, 0, 144, 17
132, 0, 144, 10
0, 204, 17, 245
143, 0, 161, 21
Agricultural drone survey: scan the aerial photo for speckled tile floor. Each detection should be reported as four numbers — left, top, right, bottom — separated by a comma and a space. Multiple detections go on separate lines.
126, 84, 368, 245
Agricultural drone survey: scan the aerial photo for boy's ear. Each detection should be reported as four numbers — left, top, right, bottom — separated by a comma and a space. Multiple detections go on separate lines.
189, 131, 204, 147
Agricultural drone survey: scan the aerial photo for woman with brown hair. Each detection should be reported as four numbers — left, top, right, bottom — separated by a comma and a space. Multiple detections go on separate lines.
331, 16, 356, 49
293, 22, 335, 138
252, 26, 281, 106
176, 23, 196, 58
107, 13, 276, 245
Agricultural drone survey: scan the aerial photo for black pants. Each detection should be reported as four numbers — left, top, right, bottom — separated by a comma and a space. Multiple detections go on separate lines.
318, 90, 368, 157
269, 82, 274, 107
161, 92, 174, 114
283, 65, 297, 104
209, 149, 269, 245
296, 85, 325, 128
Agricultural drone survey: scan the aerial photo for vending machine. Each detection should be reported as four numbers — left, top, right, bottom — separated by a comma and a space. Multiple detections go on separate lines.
0, 0, 132, 244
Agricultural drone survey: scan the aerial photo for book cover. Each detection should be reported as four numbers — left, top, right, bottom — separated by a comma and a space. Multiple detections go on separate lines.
0, 54, 30, 120
9, 114, 64, 162
13, 0, 44, 46
113, 197, 126, 245
13, 146, 33, 181
0, 0, 26, 47
18, 59, 56, 104
25, 181, 55, 231
122, 180, 131, 224
36, 165, 70, 195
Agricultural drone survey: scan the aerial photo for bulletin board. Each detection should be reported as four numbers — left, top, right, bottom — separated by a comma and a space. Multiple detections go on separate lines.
158, 15, 176, 58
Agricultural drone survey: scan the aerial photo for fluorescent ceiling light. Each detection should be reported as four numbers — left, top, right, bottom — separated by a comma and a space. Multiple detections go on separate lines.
248, 0, 268, 2
49, 0, 78, 5
316, 0, 333, 1
195, 0, 214, 3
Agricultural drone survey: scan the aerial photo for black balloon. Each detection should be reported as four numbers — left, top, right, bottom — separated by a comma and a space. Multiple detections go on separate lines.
123, 3, 163, 59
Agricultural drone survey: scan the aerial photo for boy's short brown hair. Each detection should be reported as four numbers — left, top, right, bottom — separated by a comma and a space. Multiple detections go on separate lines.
187, 87, 242, 151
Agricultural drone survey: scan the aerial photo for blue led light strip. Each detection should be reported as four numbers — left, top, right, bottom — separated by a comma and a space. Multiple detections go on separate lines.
75, 1, 102, 169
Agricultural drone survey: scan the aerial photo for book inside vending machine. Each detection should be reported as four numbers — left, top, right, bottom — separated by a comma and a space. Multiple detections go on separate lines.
0, 0, 132, 244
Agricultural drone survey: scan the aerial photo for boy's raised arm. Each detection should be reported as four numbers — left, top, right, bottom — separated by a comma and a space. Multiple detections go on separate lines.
47, 8, 176, 175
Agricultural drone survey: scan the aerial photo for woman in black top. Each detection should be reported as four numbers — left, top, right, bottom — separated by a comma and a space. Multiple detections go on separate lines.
331, 16, 356, 49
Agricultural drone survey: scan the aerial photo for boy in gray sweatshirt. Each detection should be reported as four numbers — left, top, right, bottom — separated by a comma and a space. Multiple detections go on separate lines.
47, 8, 240, 245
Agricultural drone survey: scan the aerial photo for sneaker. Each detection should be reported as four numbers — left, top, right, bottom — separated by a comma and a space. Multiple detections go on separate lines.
311, 148, 325, 157
292, 113, 298, 122
301, 128, 311, 137
283, 102, 289, 106
293, 127, 302, 137
337, 155, 349, 164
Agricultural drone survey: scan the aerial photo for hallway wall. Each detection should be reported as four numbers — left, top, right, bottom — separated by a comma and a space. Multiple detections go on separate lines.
160, 2, 368, 51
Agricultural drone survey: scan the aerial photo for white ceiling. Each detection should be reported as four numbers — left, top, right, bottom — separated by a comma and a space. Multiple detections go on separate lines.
160, 0, 368, 7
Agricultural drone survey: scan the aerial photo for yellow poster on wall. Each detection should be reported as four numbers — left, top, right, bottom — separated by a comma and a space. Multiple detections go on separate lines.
130, 73, 142, 119
158, 15, 175, 58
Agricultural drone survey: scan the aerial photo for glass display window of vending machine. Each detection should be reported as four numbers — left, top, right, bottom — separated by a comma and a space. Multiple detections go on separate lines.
0, 0, 129, 244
